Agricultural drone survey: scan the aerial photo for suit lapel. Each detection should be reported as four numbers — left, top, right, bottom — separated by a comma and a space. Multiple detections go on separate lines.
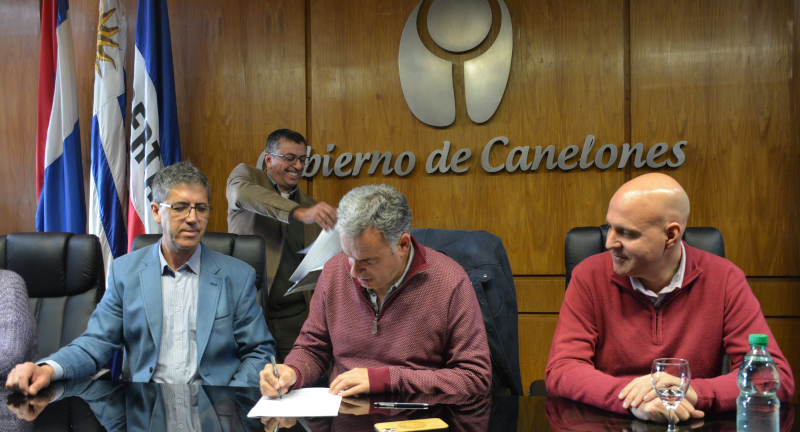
141, 244, 164, 351
196, 243, 222, 365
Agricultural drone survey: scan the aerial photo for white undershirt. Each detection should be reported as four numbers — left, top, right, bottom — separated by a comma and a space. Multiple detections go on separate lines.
630, 242, 686, 308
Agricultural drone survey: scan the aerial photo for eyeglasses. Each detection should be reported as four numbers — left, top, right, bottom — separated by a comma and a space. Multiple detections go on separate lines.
268, 152, 309, 165
159, 203, 213, 219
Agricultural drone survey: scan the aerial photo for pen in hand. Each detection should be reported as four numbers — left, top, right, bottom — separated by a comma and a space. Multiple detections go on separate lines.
271, 355, 282, 400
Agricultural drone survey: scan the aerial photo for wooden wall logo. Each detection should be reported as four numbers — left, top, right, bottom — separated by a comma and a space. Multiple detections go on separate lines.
398, 0, 512, 127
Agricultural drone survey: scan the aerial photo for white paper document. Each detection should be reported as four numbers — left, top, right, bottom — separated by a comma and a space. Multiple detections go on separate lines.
285, 229, 342, 296
246, 388, 342, 418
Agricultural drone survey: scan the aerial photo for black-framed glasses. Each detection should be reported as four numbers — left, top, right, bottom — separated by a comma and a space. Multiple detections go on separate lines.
268, 152, 309, 165
159, 203, 213, 219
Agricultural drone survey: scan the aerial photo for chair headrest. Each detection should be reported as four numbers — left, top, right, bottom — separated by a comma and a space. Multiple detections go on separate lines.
132, 232, 267, 291
1, 232, 104, 298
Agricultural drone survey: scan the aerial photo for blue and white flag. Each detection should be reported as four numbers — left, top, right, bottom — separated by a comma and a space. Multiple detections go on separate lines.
128, 0, 181, 246
90, 0, 128, 268
36, 0, 86, 233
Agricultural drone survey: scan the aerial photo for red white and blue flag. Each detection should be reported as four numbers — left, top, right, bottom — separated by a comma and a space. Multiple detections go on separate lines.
127, 0, 181, 247
36, 0, 86, 233
90, 0, 128, 268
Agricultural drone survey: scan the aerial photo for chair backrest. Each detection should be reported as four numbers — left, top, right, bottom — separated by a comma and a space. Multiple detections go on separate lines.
131, 232, 267, 293
0, 233, 105, 359
411, 228, 523, 396
565, 226, 725, 288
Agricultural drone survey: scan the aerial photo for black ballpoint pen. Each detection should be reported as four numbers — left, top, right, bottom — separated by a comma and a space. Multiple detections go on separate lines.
373, 402, 429, 409
271, 355, 282, 400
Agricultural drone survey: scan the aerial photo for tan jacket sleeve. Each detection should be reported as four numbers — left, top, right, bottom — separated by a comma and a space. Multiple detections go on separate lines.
226, 163, 299, 224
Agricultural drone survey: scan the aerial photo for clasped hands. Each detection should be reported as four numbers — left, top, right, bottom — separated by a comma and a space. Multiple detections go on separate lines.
618, 374, 704, 424
259, 364, 370, 398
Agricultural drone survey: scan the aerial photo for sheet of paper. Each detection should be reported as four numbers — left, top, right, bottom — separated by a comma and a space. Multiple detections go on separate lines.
285, 267, 322, 296
288, 228, 342, 284
247, 388, 342, 418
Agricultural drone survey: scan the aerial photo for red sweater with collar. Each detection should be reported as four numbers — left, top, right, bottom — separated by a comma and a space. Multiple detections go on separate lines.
285, 236, 491, 394
545, 242, 794, 414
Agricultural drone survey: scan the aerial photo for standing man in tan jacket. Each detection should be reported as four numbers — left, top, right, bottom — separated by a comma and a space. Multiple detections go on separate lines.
227, 129, 337, 361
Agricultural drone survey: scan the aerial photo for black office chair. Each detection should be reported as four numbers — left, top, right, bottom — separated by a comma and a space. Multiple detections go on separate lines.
564, 225, 725, 289
411, 228, 524, 396
0, 233, 105, 360
529, 225, 726, 396
131, 232, 267, 306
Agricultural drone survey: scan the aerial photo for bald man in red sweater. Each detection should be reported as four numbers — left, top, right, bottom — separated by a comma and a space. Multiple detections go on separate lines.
546, 174, 794, 423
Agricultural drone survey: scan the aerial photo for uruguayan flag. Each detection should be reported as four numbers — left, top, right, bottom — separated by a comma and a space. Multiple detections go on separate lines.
90, 0, 128, 269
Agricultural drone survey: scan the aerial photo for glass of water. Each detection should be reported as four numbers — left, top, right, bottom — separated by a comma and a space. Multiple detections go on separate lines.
651, 358, 690, 431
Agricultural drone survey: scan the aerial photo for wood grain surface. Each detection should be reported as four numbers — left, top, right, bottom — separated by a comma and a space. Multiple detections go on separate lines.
518, 314, 559, 397
0, 0, 45, 234
630, 0, 800, 276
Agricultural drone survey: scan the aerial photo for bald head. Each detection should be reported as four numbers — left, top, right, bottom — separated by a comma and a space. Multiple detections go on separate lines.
605, 174, 690, 291
611, 173, 690, 229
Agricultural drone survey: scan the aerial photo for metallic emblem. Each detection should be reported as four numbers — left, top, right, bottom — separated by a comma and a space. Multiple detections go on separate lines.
399, 0, 513, 126
399, 1, 456, 127
427, 0, 492, 52
464, 0, 512, 123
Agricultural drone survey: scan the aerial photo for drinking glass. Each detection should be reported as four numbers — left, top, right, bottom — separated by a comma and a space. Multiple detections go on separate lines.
651, 358, 690, 432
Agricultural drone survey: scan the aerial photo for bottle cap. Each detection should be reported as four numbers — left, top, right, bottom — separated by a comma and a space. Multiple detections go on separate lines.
749, 334, 768, 346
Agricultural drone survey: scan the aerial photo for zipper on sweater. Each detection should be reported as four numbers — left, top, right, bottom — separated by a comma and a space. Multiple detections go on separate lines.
655, 307, 660, 333
361, 268, 427, 336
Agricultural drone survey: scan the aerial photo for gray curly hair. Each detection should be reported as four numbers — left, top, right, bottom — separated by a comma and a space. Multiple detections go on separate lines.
151, 161, 211, 204
336, 184, 412, 251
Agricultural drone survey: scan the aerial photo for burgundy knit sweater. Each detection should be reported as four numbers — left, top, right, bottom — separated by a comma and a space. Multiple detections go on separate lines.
285, 236, 491, 394
545, 242, 794, 414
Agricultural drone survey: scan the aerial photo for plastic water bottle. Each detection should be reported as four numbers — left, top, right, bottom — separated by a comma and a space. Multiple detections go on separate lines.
736, 333, 780, 431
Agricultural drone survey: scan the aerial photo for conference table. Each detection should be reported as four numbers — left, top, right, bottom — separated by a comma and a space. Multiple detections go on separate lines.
1, 380, 797, 431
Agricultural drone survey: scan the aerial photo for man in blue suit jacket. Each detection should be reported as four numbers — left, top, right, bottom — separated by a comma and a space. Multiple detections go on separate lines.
6, 162, 275, 394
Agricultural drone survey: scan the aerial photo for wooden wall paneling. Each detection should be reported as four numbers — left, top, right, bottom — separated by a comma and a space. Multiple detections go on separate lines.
515, 277, 564, 313
308, 0, 627, 276
518, 314, 559, 396
630, 0, 800, 276
749, 278, 800, 318
168, 0, 308, 233
765, 318, 800, 402
0, 0, 40, 234
795, 0, 800, 192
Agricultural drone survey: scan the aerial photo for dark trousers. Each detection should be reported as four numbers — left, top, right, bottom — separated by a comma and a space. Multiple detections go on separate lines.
266, 308, 309, 363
